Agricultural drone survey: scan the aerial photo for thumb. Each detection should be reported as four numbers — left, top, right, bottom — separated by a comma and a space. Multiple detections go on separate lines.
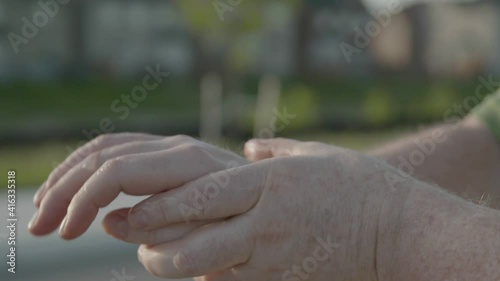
244, 138, 301, 161
244, 138, 304, 161
244, 138, 338, 161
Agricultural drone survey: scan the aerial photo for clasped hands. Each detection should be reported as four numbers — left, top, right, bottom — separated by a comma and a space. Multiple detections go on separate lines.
29, 133, 410, 281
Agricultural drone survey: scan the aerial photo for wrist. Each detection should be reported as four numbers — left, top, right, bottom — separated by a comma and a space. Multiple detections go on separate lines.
376, 181, 460, 281
348, 159, 416, 281
374, 173, 417, 281
377, 179, 500, 281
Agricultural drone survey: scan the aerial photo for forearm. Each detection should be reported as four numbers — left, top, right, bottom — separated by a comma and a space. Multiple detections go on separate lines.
369, 116, 500, 206
379, 180, 500, 281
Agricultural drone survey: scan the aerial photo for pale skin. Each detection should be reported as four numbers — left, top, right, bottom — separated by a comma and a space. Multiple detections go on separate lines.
368, 115, 500, 207
246, 139, 500, 281
246, 114, 500, 206
28, 120, 500, 280
28, 134, 249, 237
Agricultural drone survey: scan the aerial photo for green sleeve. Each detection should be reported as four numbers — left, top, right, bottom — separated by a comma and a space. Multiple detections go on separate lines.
473, 90, 500, 141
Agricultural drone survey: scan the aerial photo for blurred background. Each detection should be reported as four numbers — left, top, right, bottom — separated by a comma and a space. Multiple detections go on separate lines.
0, 0, 499, 280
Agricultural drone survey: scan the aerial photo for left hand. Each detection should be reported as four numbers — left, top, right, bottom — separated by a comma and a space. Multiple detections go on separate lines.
120, 139, 408, 281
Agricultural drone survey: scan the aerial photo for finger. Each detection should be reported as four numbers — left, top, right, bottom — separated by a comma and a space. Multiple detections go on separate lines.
59, 143, 231, 239
29, 139, 170, 236
244, 138, 301, 160
130, 160, 269, 229
29, 167, 97, 236
34, 133, 163, 208
138, 218, 253, 278
102, 208, 217, 245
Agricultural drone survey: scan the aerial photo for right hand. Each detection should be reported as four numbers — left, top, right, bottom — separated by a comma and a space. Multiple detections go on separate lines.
130, 139, 412, 280
28, 133, 249, 240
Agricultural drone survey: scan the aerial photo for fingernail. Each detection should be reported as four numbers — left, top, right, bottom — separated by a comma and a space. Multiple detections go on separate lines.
59, 216, 68, 237
129, 210, 148, 228
28, 210, 39, 230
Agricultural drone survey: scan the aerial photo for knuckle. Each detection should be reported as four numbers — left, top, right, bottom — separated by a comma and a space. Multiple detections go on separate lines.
82, 150, 103, 170
182, 143, 204, 155
68, 148, 88, 167
146, 229, 160, 245
300, 141, 322, 150
92, 134, 114, 148
157, 198, 172, 224
180, 143, 217, 164
128, 140, 147, 148
118, 140, 147, 154
174, 249, 200, 276
169, 134, 193, 145
59, 144, 94, 173
101, 156, 126, 172
45, 167, 63, 186
139, 202, 155, 217
139, 197, 174, 227
46, 157, 78, 186
48, 148, 88, 186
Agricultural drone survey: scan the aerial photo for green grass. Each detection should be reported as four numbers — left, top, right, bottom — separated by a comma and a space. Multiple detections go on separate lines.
0, 129, 409, 188
0, 142, 73, 188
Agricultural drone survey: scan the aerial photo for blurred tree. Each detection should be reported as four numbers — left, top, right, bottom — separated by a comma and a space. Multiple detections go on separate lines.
425, 84, 457, 119
363, 88, 398, 127
176, 1, 301, 83
69, 0, 85, 76
280, 83, 319, 130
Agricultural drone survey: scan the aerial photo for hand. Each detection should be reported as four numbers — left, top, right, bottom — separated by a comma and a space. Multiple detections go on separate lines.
129, 139, 409, 280
100, 138, 347, 246
28, 133, 249, 240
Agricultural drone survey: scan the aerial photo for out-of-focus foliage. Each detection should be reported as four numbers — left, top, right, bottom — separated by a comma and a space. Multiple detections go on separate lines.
280, 83, 320, 130
177, 0, 302, 72
1, 77, 492, 140
424, 84, 458, 119
363, 88, 398, 127
177, 0, 302, 33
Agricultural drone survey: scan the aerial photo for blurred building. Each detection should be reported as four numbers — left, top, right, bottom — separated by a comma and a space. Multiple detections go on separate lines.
370, 0, 500, 77
0, 0, 499, 80
0, 0, 193, 79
